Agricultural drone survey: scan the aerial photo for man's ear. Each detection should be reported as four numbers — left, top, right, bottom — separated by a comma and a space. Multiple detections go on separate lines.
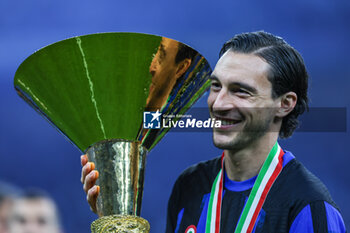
276, 92, 297, 117
175, 58, 191, 80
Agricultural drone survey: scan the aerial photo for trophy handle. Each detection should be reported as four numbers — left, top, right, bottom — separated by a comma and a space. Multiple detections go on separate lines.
86, 139, 149, 233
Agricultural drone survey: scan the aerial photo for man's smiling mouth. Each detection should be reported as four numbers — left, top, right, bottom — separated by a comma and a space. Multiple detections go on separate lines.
213, 116, 243, 130
220, 119, 242, 125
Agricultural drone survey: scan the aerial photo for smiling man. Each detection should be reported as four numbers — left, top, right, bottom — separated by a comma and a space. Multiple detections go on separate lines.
81, 31, 346, 232
165, 32, 346, 233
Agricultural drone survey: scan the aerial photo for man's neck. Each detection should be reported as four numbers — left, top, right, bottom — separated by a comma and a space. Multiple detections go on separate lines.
224, 133, 279, 181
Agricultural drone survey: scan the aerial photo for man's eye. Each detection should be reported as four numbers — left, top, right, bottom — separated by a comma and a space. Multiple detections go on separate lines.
14, 216, 26, 225
238, 89, 250, 94
37, 217, 48, 226
159, 50, 166, 61
210, 82, 221, 89
231, 88, 251, 96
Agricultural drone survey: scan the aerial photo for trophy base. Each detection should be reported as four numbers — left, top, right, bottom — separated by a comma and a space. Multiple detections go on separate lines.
91, 215, 150, 233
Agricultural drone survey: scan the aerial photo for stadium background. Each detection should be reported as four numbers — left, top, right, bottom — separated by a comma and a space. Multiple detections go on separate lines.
0, 0, 349, 232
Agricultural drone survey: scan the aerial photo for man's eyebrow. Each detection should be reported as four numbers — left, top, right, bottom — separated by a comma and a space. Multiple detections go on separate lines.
231, 82, 257, 94
209, 75, 218, 80
209, 75, 257, 94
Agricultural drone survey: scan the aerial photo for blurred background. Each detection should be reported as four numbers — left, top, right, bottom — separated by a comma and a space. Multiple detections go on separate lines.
0, 0, 349, 232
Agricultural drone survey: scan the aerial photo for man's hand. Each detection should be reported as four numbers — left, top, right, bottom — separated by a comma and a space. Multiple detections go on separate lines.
80, 154, 100, 213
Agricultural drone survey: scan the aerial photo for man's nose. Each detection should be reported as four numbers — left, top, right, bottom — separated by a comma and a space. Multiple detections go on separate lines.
149, 57, 157, 76
24, 222, 40, 233
212, 88, 234, 111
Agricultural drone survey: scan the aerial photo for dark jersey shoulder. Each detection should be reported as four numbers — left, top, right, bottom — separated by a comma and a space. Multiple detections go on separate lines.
166, 157, 221, 233
175, 156, 221, 196
264, 158, 339, 228
269, 158, 336, 204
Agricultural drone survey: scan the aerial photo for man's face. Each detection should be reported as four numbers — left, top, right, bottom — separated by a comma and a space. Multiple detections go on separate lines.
8, 198, 60, 233
147, 38, 181, 110
208, 51, 279, 150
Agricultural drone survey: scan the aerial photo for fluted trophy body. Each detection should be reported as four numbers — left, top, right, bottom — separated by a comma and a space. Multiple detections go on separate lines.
14, 33, 212, 232
87, 140, 149, 232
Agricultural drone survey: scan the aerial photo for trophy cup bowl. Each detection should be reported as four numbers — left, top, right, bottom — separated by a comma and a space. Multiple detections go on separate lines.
14, 32, 212, 232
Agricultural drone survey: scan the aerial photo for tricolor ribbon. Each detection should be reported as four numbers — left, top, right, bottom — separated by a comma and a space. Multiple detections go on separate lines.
205, 142, 284, 233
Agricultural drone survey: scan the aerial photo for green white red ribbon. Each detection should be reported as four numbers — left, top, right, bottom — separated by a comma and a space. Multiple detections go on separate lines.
205, 142, 284, 233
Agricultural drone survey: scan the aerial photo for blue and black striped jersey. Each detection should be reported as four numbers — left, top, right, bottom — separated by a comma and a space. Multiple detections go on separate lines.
166, 151, 346, 233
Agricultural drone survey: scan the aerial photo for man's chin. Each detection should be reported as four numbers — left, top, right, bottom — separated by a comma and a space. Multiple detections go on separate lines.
213, 141, 230, 150
213, 137, 238, 150
212, 131, 250, 151
213, 141, 246, 152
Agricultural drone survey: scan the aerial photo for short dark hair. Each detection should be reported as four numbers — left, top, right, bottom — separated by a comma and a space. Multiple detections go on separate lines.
175, 43, 197, 64
20, 188, 51, 200
0, 181, 22, 204
220, 31, 309, 138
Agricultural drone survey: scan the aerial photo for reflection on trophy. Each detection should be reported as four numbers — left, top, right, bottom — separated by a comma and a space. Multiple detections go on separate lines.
14, 33, 211, 232
146, 37, 195, 111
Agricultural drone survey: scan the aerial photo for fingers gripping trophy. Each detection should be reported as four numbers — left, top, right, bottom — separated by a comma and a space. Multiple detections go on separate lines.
14, 33, 212, 232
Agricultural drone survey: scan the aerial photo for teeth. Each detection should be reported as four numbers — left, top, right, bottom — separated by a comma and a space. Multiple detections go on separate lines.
220, 120, 240, 125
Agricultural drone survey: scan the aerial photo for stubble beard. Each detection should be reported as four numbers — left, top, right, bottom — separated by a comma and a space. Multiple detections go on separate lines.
212, 116, 273, 152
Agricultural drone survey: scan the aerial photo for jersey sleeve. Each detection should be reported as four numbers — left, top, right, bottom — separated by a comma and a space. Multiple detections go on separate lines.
289, 201, 346, 233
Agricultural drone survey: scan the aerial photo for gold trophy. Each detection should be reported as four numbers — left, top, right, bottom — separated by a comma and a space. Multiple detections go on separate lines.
87, 139, 149, 232
14, 33, 212, 232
